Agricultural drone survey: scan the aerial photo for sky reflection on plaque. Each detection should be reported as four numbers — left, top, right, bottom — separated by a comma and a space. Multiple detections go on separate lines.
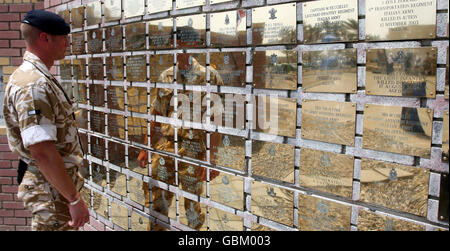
148, 0, 172, 14
86, 1, 101, 26
124, 0, 145, 19
210, 10, 247, 47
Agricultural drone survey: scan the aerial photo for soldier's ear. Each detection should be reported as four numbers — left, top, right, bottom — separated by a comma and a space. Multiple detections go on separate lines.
38, 32, 49, 43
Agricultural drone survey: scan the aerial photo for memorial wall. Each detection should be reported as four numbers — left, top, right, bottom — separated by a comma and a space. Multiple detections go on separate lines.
52, 0, 448, 231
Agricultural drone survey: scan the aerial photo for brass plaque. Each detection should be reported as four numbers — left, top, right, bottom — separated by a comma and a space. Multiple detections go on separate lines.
108, 141, 125, 168
362, 104, 433, 158
209, 207, 243, 231
124, 0, 145, 18
365, 0, 436, 41
148, 0, 172, 14
438, 173, 449, 222
302, 49, 357, 93
366, 47, 437, 98
210, 133, 245, 172
89, 83, 104, 107
253, 50, 297, 90
129, 177, 149, 206
176, 14, 206, 48
150, 88, 174, 116
107, 86, 125, 110
91, 136, 105, 160
106, 56, 124, 81
72, 58, 86, 80
128, 146, 148, 175
125, 22, 146, 51
127, 116, 148, 145
93, 192, 108, 218
86, 1, 102, 26
178, 162, 206, 196
104, 0, 122, 22
87, 29, 103, 54
110, 201, 129, 230
109, 169, 127, 196
126, 55, 147, 82
176, 0, 205, 10
127, 86, 148, 114
179, 197, 207, 230
79, 187, 91, 209
151, 153, 175, 185
74, 83, 88, 104
252, 140, 294, 183
148, 18, 174, 49
152, 187, 176, 219
92, 163, 107, 187
150, 122, 175, 152
210, 10, 247, 47
303, 0, 358, 44
176, 53, 207, 85
300, 148, 354, 198
58, 9, 70, 24
105, 26, 123, 52
209, 172, 244, 210
210, 52, 246, 87
252, 3, 297, 45
254, 96, 297, 138
177, 90, 206, 123
298, 194, 351, 231
88, 57, 104, 80
251, 181, 294, 226
131, 211, 150, 231
443, 111, 449, 162
108, 113, 125, 139
177, 128, 207, 161
150, 54, 174, 82
358, 209, 425, 231
90, 110, 105, 134
74, 108, 88, 129
59, 60, 71, 80
71, 6, 84, 29
360, 158, 429, 217
210, 93, 246, 129
71, 32, 85, 55
301, 100, 356, 146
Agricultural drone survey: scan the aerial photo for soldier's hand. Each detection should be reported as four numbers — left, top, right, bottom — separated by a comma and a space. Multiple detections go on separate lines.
68, 198, 90, 229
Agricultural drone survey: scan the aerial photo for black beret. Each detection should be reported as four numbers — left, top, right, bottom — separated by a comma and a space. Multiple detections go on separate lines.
21, 10, 70, 35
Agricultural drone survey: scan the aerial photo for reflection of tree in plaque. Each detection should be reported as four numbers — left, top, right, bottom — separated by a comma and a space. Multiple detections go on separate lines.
253, 50, 297, 90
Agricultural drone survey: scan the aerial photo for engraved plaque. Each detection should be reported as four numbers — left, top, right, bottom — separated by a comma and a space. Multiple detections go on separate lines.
86, 1, 102, 26
300, 148, 354, 198
252, 3, 297, 45
109, 169, 127, 196
124, 0, 145, 18
129, 177, 149, 206
177, 90, 206, 123
131, 211, 151, 231
126, 55, 147, 82
366, 0, 436, 41
366, 47, 437, 98
210, 10, 247, 47
128, 116, 148, 145
87, 29, 103, 54
443, 111, 449, 162
438, 173, 449, 222
148, 18, 174, 49
298, 194, 351, 231
74, 83, 88, 104
179, 197, 207, 230
90, 110, 105, 133
210, 93, 246, 129
358, 209, 425, 231
93, 192, 108, 218
92, 163, 107, 187
105, 26, 123, 52
88, 57, 104, 80
58, 9, 70, 24
303, 0, 358, 44
75, 108, 88, 129
128, 146, 148, 175
176, 14, 206, 48
148, 0, 172, 14
252, 140, 294, 183
363, 104, 433, 158
111, 201, 129, 230
108, 141, 125, 168
302, 100, 356, 146
71, 32, 85, 55
360, 158, 429, 217
210, 133, 245, 171
210, 52, 246, 87
150, 88, 174, 116
176, 0, 205, 10
89, 83, 104, 107
106, 56, 124, 81
91, 136, 105, 160
178, 128, 207, 161
104, 0, 122, 22
107, 86, 125, 110
251, 181, 294, 226
73, 58, 86, 80
151, 122, 175, 152
176, 53, 207, 85
253, 50, 297, 90
254, 96, 297, 138
152, 187, 176, 219
303, 49, 357, 93
125, 22, 146, 51
209, 207, 243, 231
71, 6, 84, 29
151, 153, 175, 185
59, 60, 71, 80
178, 162, 206, 196
210, 172, 244, 210
127, 86, 147, 114
150, 54, 174, 82
108, 113, 125, 139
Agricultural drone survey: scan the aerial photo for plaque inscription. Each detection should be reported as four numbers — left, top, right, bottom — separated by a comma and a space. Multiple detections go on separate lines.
125, 22, 146, 51
176, 14, 206, 48
149, 18, 174, 49
177, 128, 207, 161
126, 55, 147, 82
253, 50, 297, 90
178, 162, 206, 197
210, 133, 245, 171
209, 172, 244, 210
252, 140, 294, 183
87, 29, 103, 54
210, 52, 246, 87
105, 26, 123, 52
210, 10, 247, 47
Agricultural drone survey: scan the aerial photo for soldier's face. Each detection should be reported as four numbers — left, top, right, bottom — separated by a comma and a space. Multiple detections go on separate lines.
48, 34, 69, 60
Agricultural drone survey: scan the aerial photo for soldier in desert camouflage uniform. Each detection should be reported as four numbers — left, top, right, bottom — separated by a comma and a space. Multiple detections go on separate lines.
3, 10, 89, 230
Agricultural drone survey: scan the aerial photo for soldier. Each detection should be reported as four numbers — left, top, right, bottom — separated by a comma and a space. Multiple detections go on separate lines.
3, 10, 89, 230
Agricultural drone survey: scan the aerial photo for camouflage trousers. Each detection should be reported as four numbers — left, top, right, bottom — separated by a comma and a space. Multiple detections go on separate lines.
17, 166, 84, 231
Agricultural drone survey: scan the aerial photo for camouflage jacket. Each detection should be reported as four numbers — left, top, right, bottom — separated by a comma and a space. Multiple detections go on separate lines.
3, 51, 83, 168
